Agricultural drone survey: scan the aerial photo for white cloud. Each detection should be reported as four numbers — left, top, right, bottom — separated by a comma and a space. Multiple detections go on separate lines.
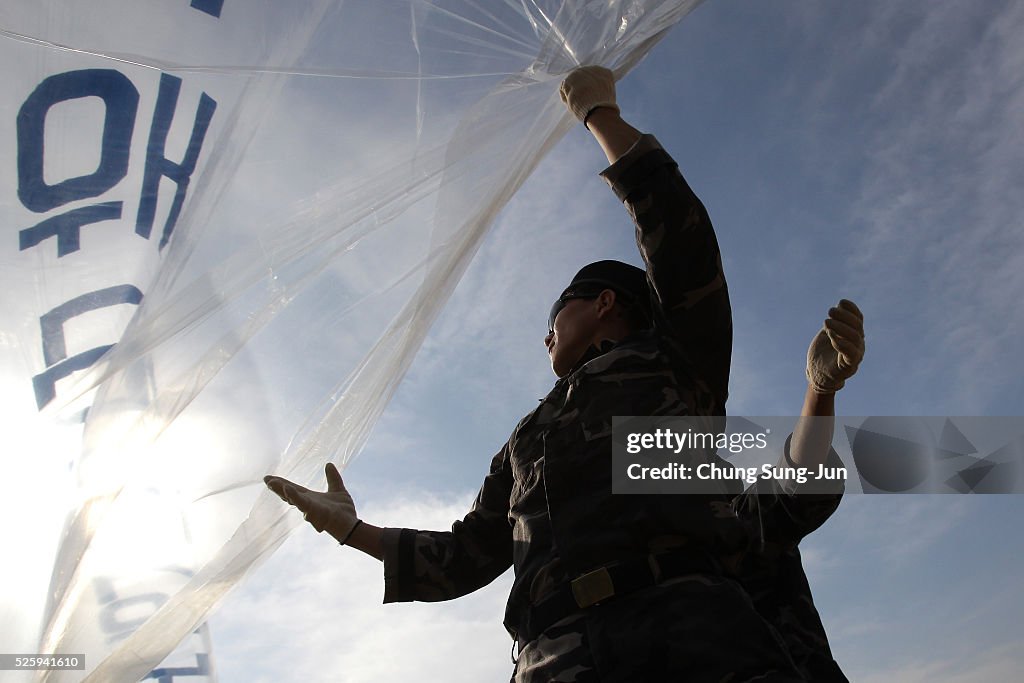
211, 490, 515, 683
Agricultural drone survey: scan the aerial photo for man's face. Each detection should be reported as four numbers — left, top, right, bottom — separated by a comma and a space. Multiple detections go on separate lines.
545, 294, 600, 377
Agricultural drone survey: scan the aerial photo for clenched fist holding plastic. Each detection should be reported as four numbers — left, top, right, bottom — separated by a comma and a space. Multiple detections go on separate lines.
806, 299, 866, 394
264, 463, 361, 544
559, 65, 620, 127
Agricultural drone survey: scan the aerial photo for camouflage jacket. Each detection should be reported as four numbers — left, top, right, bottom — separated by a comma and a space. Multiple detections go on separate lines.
381, 135, 844, 678
381, 132, 736, 613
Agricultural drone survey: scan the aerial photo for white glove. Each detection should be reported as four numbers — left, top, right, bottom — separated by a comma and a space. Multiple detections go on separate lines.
264, 463, 360, 544
559, 65, 619, 126
806, 299, 866, 394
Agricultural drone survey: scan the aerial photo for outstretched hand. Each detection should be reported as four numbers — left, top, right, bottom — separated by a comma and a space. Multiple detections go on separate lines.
806, 299, 866, 394
264, 463, 359, 543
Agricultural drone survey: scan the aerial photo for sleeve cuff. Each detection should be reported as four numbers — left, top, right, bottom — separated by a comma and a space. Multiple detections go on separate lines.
381, 527, 417, 603
778, 434, 847, 497
599, 134, 676, 202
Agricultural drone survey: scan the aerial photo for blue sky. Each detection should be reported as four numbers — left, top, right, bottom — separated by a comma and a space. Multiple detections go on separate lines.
208, 1, 1024, 681
2, 1, 1023, 681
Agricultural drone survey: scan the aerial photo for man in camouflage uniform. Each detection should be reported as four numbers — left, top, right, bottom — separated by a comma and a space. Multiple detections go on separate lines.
265, 66, 865, 681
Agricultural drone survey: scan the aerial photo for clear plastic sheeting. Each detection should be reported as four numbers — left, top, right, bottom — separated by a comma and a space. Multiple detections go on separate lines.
0, 1, 702, 681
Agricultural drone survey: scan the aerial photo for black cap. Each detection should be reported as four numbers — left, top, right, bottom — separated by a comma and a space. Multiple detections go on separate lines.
561, 259, 651, 323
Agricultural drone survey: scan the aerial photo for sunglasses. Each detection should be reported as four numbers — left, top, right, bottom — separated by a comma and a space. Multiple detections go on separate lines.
547, 291, 601, 334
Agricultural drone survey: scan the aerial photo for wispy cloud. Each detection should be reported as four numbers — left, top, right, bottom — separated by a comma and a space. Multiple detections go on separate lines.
835, 1, 1024, 413
824, 495, 971, 563
411, 130, 640, 399
804, 494, 1024, 679
852, 642, 1024, 683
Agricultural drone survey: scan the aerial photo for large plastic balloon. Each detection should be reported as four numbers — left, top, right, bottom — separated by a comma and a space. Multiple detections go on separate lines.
0, 1, 702, 680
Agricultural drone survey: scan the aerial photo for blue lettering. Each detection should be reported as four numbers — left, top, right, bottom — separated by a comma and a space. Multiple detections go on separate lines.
17, 69, 138, 213
32, 347, 112, 410
19, 202, 122, 257
32, 285, 144, 408
144, 654, 211, 682
136, 74, 217, 249
190, 0, 224, 18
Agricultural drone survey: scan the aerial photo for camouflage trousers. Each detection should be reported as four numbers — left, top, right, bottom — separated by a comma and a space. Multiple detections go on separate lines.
511, 574, 802, 683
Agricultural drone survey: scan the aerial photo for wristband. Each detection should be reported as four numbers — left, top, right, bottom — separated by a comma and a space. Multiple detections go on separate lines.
583, 103, 620, 130
339, 519, 363, 545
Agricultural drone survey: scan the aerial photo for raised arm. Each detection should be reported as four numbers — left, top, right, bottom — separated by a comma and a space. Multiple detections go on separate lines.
583, 107, 642, 165
791, 298, 865, 468
561, 66, 732, 408
734, 299, 866, 546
